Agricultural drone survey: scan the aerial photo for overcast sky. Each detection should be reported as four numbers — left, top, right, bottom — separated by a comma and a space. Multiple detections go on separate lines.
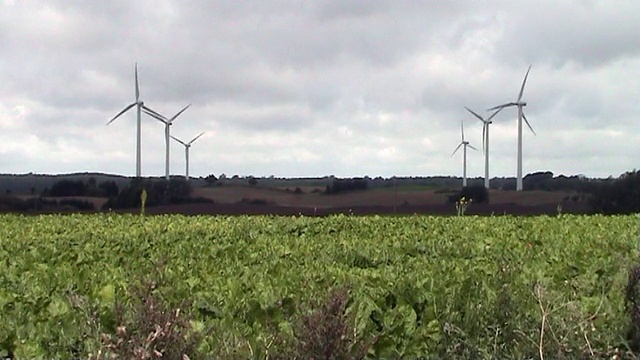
1, 1, 639, 179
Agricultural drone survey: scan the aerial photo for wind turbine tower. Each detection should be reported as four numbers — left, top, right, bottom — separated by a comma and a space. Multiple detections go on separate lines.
488, 65, 535, 191
107, 63, 154, 177
143, 105, 191, 180
171, 132, 205, 181
451, 120, 477, 187
465, 107, 502, 189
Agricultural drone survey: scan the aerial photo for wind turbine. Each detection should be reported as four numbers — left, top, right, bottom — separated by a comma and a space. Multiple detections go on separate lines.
451, 120, 477, 187
464, 107, 503, 189
143, 104, 191, 180
107, 62, 155, 178
488, 65, 536, 191
171, 132, 205, 181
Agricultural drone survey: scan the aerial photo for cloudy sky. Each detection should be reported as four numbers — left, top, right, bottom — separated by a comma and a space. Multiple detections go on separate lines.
1, 1, 639, 179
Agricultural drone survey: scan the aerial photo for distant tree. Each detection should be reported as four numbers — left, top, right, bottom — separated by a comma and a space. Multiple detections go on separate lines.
88, 177, 97, 190
168, 178, 191, 199
205, 174, 218, 186
589, 170, 640, 214
325, 178, 368, 195
98, 181, 119, 198
248, 176, 258, 186
102, 178, 192, 210
523, 171, 554, 190
49, 180, 86, 197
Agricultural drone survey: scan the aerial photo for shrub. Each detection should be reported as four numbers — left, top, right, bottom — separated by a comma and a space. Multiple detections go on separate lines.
84, 265, 201, 359
448, 185, 489, 204
270, 287, 374, 360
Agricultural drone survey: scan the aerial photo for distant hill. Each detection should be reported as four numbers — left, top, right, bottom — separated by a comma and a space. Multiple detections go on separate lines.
0, 173, 132, 194
0, 171, 605, 196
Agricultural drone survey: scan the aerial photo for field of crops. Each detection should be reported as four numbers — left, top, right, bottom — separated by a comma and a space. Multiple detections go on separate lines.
0, 213, 638, 359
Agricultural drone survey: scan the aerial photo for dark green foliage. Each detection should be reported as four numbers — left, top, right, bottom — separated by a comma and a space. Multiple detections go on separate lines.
204, 174, 217, 186
48, 179, 119, 198
523, 171, 554, 190
98, 181, 119, 198
589, 170, 640, 214
0, 196, 92, 212
325, 178, 368, 195
49, 180, 87, 197
627, 262, 640, 352
103, 178, 194, 209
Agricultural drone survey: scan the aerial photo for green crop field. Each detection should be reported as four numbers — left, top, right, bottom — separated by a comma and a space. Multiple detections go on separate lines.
0, 213, 638, 359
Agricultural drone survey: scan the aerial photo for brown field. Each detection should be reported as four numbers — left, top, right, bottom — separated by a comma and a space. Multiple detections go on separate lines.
193, 185, 585, 207
134, 186, 589, 216
8, 185, 590, 216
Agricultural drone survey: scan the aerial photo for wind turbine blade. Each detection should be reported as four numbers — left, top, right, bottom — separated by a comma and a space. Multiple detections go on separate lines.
460, 120, 465, 141
135, 62, 140, 101
169, 104, 191, 123
486, 107, 503, 121
143, 108, 168, 124
107, 102, 136, 125
468, 144, 479, 151
142, 105, 165, 120
517, 65, 532, 102
451, 143, 463, 157
522, 113, 536, 135
170, 135, 188, 146
188, 131, 205, 144
487, 103, 516, 111
465, 107, 484, 122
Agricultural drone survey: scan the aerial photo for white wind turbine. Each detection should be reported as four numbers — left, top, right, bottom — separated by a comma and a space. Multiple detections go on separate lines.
451, 120, 478, 187
464, 107, 503, 189
171, 132, 205, 181
107, 62, 155, 178
488, 65, 536, 191
143, 104, 191, 181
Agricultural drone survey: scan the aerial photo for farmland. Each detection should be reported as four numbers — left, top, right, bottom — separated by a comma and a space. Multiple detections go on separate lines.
0, 213, 638, 358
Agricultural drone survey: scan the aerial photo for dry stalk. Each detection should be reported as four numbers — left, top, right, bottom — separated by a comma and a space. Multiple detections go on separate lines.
535, 284, 547, 360
582, 328, 594, 357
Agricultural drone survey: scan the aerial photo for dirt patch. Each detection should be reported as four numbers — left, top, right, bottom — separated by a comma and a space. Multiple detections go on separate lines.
117, 197, 589, 217
8, 187, 591, 216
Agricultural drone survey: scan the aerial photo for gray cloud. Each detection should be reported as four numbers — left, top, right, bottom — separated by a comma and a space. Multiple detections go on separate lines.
0, 1, 638, 178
